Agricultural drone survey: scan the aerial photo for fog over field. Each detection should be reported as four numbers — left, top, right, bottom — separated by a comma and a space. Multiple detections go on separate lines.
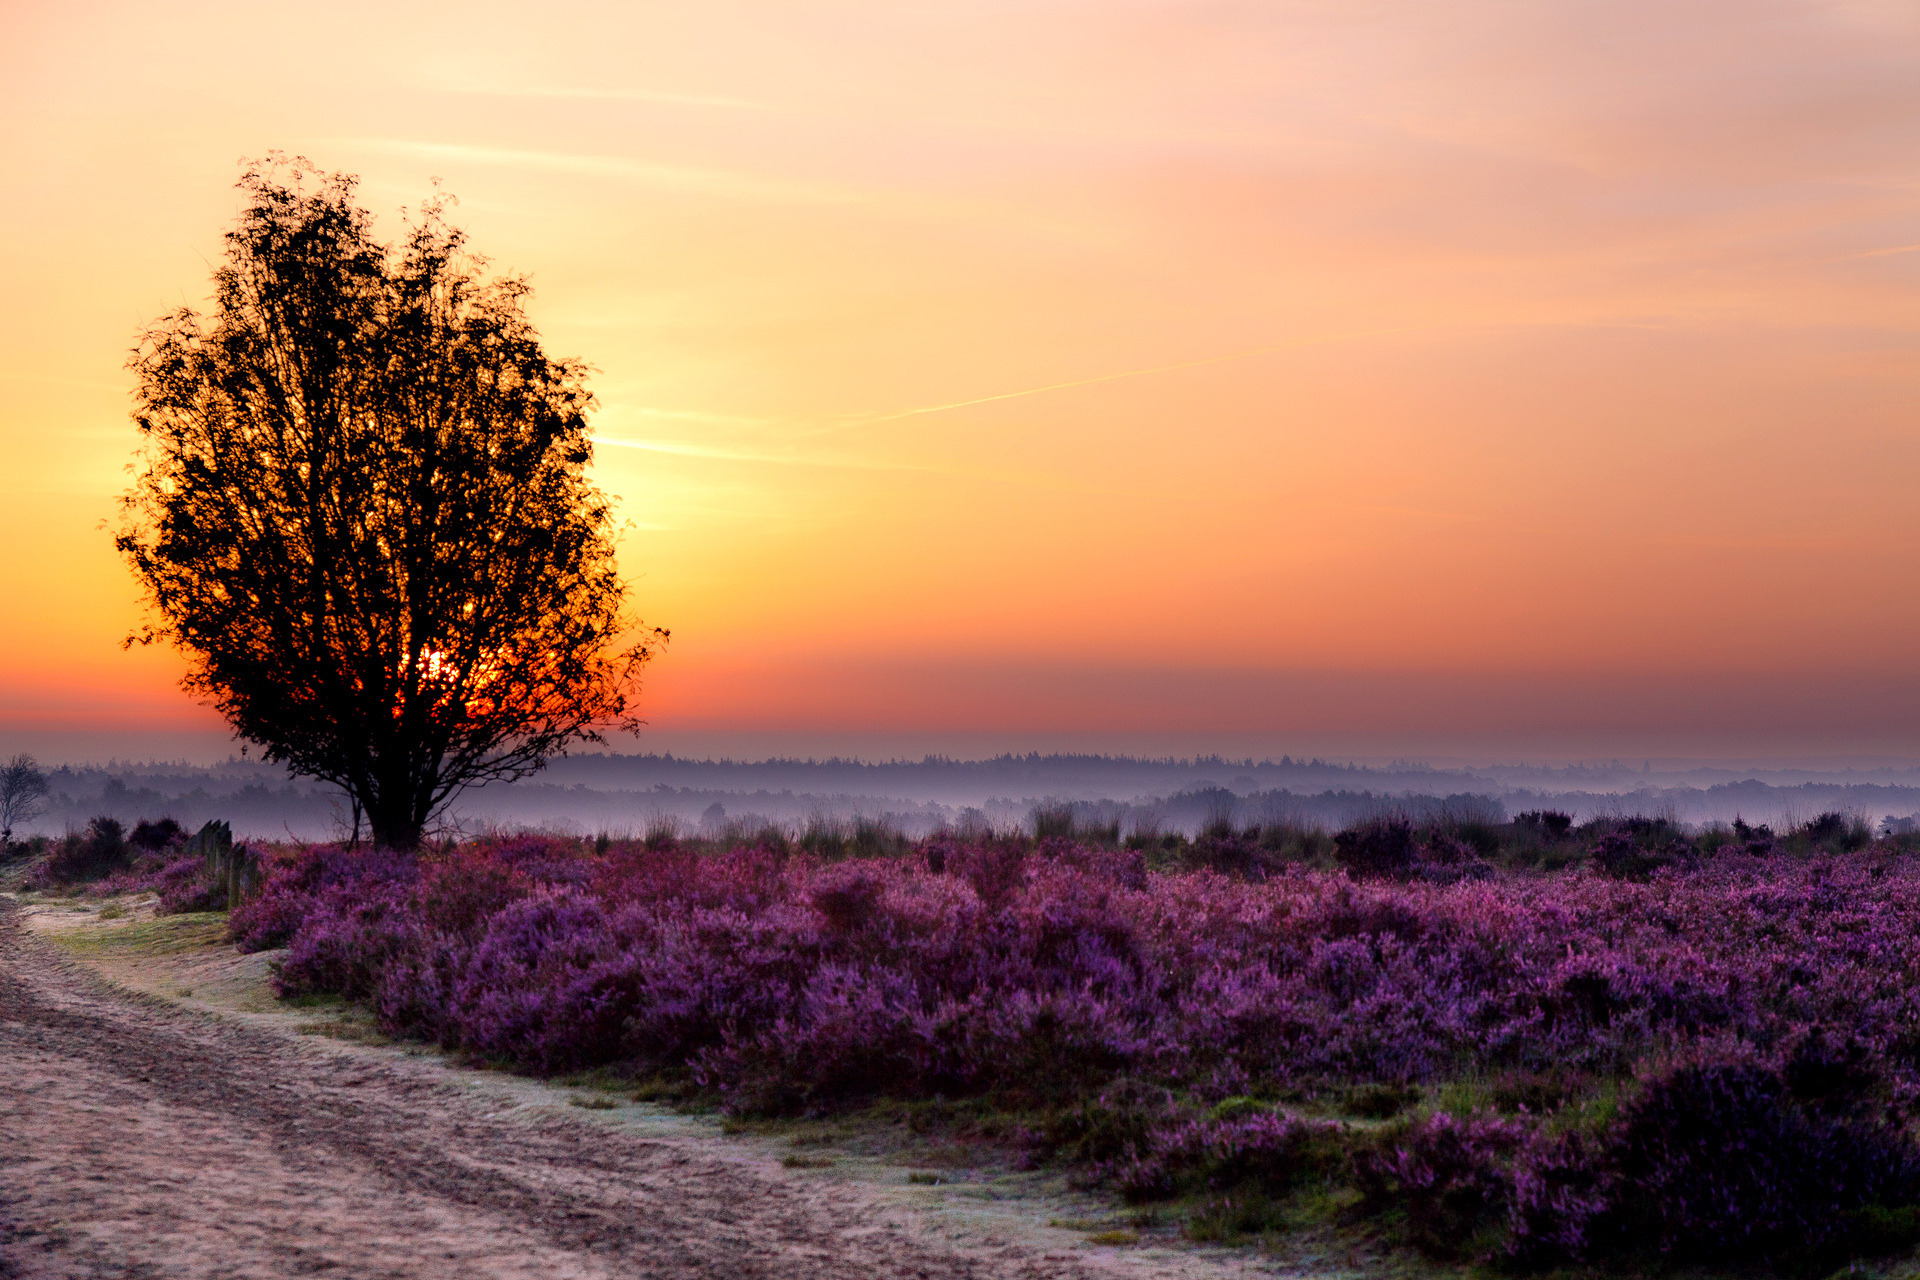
18, 752, 1920, 843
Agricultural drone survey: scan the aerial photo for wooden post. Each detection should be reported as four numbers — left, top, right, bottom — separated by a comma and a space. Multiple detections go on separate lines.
185, 820, 234, 904
229, 844, 261, 910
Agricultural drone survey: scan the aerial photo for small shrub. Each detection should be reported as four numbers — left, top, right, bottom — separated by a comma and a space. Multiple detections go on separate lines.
42, 817, 133, 884
1183, 830, 1275, 880
1444, 819, 1506, 858
1184, 1193, 1286, 1243
1353, 1112, 1526, 1260
924, 836, 1028, 909
1486, 1067, 1587, 1115
1608, 1057, 1920, 1267
129, 817, 186, 852
797, 815, 908, 860
781, 1154, 835, 1169
1514, 811, 1573, 840
1588, 829, 1694, 880
1785, 1030, 1882, 1117
229, 844, 416, 952
1033, 804, 1076, 841
1042, 1078, 1181, 1170
1334, 819, 1420, 878
1345, 1083, 1418, 1119
154, 854, 224, 914
1205, 1096, 1272, 1123
1506, 1129, 1614, 1269
1797, 812, 1872, 854
849, 816, 910, 858
1114, 1109, 1338, 1211
568, 1095, 620, 1110
1255, 821, 1330, 862
810, 863, 887, 933
1038, 839, 1148, 890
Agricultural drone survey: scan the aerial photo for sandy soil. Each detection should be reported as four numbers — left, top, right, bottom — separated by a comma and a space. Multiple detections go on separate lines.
0, 899, 1276, 1279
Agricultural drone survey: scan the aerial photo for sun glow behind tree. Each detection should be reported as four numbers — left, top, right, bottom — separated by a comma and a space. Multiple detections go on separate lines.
117, 158, 665, 848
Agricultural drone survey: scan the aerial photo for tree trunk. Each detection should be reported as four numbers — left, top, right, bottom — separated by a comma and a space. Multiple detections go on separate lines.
362, 788, 426, 851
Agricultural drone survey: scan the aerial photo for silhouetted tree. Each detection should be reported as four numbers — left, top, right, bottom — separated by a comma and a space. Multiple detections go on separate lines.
118, 158, 664, 850
0, 753, 49, 850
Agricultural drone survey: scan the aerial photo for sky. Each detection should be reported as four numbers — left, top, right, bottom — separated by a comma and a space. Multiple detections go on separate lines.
1, 0, 1916, 765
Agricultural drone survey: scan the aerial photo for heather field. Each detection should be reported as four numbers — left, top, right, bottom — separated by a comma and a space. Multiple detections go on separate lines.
25, 812, 1920, 1274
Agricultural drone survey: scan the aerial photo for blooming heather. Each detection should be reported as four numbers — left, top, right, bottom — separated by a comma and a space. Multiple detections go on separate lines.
242, 835, 1920, 1266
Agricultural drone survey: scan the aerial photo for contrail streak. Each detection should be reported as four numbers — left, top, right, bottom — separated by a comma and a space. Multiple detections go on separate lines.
1829, 242, 1920, 261
855, 328, 1412, 424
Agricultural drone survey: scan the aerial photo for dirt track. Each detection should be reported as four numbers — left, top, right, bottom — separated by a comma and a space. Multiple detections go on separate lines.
0, 901, 1136, 1280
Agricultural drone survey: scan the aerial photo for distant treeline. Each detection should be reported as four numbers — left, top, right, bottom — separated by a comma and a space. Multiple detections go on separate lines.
14, 755, 1920, 842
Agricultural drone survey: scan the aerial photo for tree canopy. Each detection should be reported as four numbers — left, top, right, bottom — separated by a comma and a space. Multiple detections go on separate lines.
119, 158, 664, 849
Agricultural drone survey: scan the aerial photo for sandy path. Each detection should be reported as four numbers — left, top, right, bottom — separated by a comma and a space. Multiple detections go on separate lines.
0, 902, 1130, 1280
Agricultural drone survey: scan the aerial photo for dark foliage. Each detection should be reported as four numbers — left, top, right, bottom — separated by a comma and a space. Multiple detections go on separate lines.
1797, 812, 1874, 854
1514, 810, 1573, 840
1354, 1112, 1526, 1260
1345, 1082, 1419, 1118
117, 158, 663, 849
1485, 1067, 1587, 1115
1333, 818, 1421, 878
1116, 1108, 1336, 1213
42, 817, 133, 884
1331, 817, 1492, 882
1039, 1078, 1183, 1172
1589, 826, 1697, 880
129, 817, 185, 852
1605, 1058, 1920, 1269
1182, 829, 1277, 879
1032, 804, 1077, 841
1506, 1130, 1614, 1268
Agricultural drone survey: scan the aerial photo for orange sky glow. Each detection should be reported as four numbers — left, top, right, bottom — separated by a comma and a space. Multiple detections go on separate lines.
2, 0, 1917, 763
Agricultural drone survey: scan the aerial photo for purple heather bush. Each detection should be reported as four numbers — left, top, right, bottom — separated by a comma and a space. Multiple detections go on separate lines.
1111, 1107, 1341, 1204
152, 853, 225, 913
237, 831, 1920, 1269
1354, 1111, 1528, 1259
1603, 1051, 1920, 1269
31, 817, 224, 912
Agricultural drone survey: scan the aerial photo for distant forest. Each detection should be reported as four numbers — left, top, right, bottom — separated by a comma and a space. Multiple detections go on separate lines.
15, 752, 1920, 842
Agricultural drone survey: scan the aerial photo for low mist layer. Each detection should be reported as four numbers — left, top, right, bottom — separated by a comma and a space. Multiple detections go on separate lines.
15, 752, 1920, 843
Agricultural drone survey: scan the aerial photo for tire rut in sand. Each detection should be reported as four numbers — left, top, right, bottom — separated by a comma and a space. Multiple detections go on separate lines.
0, 901, 1100, 1279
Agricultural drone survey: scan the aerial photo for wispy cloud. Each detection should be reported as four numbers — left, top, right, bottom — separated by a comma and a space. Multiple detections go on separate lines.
328, 138, 859, 204
0, 369, 125, 392
623, 407, 779, 427
443, 84, 769, 111
589, 435, 936, 473
850, 328, 1420, 425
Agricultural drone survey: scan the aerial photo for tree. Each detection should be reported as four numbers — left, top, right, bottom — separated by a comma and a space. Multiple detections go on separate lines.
0, 753, 50, 850
118, 158, 665, 850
